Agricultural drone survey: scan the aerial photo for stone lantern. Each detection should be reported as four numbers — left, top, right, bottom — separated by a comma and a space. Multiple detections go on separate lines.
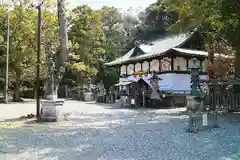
190, 58, 201, 97
149, 72, 161, 100
119, 85, 128, 107
187, 58, 202, 112
40, 55, 64, 122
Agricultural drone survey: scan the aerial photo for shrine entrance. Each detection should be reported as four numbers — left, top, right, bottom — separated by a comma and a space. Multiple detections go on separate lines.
130, 78, 152, 108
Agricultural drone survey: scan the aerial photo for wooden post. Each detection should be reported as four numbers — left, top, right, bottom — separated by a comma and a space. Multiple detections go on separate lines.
142, 90, 145, 107
214, 111, 220, 128
36, 4, 42, 120
187, 111, 196, 132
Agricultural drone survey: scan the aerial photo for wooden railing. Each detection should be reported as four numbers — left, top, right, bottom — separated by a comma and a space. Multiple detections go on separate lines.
187, 110, 219, 132
213, 91, 240, 111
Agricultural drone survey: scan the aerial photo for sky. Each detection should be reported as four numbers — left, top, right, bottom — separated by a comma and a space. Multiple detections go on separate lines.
68, 0, 157, 12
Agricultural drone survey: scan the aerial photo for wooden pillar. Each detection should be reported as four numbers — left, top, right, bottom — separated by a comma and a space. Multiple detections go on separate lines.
125, 65, 128, 76
171, 56, 174, 71
148, 60, 151, 73
159, 59, 162, 72
142, 90, 145, 107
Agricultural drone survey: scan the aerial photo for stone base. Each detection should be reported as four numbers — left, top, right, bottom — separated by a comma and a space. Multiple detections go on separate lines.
186, 96, 200, 111
84, 92, 93, 101
46, 94, 58, 100
40, 99, 64, 122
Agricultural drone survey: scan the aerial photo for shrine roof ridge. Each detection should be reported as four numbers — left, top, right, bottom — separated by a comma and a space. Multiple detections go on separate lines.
104, 30, 208, 67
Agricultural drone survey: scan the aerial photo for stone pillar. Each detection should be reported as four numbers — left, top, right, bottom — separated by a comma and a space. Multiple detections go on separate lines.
190, 58, 200, 97
142, 90, 145, 107
150, 72, 161, 100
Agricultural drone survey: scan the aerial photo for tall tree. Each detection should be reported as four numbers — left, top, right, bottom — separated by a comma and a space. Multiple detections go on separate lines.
154, 0, 240, 76
68, 5, 105, 86
0, 0, 60, 101
0, 1, 41, 101
44, 0, 69, 99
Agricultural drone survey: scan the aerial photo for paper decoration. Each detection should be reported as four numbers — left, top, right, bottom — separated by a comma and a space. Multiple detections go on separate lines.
202, 114, 208, 126
131, 99, 135, 104
161, 60, 171, 71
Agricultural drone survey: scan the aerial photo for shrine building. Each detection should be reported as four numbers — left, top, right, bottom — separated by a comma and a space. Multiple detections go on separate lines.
104, 30, 209, 107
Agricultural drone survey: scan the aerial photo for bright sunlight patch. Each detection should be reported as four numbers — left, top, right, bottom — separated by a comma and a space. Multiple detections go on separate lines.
0, 122, 23, 129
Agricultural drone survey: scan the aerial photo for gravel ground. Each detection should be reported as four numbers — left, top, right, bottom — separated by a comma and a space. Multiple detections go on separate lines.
0, 101, 36, 121
0, 101, 240, 160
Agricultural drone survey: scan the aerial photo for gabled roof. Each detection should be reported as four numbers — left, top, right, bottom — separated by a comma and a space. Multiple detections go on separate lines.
128, 33, 194, 61
104, 30, 207, 67
104, 47, 135, 67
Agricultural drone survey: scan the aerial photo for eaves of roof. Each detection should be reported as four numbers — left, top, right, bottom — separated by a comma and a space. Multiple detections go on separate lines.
172, 48, 208, 56
104, 30, 198, 67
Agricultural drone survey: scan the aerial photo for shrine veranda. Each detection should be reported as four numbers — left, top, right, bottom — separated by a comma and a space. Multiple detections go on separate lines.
104, 30, 210, 107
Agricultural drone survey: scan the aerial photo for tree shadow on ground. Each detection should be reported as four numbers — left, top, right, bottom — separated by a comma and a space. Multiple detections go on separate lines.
1, 109, 240, 160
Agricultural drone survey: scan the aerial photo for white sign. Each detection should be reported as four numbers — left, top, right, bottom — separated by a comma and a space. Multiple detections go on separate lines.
202, 114, 208, 126
131, 99, 135, 105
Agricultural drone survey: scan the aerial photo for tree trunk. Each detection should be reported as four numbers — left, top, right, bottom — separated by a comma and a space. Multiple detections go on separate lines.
44, 0, 68, 99
207, 40, 215, 110
57, 0, 68, 67
208, 40, 214, 78
235, 47, 240, 78
232, 46, 240, 92
54, 0, 68, 94
44, 76, 54, 98
13, 72, 21, 102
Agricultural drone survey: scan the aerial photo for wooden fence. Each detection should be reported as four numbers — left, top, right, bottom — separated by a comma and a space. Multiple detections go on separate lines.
188, 80, 240, 132
213, 91, 240, 111
187, 110, 219, 132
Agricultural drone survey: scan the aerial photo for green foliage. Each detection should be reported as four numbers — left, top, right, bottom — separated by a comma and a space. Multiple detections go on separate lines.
68, 5, 105, 82
154, 0, 240, 76
154, 0, 240, 46
2, 0, 200, 99
0, 0, 59, 100
65, 5, 142, 87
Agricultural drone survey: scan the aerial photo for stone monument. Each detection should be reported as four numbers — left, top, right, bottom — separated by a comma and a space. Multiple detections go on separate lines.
40, 55, 64, 122
150, 72, 161, 100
